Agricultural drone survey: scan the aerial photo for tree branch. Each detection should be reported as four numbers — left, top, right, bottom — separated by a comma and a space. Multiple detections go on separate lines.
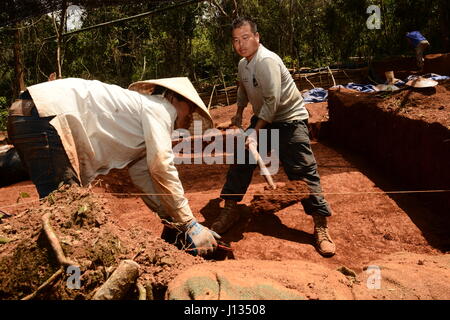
210, 0, 229, 17
21, 268, 63, 300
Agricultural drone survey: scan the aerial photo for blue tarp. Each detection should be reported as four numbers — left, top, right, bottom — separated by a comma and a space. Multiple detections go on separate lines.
301, 73, 449, 104
302, 87, 328, 103
341, 83, 378, 92
327, 83, 378, 93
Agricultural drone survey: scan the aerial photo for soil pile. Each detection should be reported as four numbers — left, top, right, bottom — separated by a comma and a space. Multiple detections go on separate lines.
0, 185, 203, 300
166, 259, 355, 300
378, 79, 450, 126
167, 252, 450, 300
250, 180, 310, 215
352, 252, 450, 300
371, 53, 450, 81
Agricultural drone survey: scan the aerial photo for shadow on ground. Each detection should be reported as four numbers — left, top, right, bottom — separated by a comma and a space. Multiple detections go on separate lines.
200, 198, 315, 249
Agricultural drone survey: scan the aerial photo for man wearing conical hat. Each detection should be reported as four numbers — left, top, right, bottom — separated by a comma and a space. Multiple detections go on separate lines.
7, 77, 219, 257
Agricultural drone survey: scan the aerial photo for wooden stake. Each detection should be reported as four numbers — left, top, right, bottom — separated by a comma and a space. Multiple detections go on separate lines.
327, 66, 336, 87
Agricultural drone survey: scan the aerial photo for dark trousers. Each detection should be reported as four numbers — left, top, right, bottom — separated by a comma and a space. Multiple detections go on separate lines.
220, 116, 331, 217
7, 97, 79, 198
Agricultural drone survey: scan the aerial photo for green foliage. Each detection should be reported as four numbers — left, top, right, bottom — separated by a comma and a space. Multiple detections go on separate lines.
0, 108, 7, 131
0, 96, 8, 131
0, 0, 448, 99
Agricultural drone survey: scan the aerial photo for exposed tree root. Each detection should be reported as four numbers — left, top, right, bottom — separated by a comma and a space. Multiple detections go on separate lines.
41, 211, 78, 267
92, 260, 140, 300
21, 268, 63, 300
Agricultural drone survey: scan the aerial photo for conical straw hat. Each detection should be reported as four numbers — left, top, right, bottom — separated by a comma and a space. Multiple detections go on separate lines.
128, 77, 213, 127
406, 77, 438, 88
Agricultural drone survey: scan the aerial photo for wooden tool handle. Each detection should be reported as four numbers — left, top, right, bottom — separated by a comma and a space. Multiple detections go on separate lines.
248, 143, 277, 190
237, 126, 276, 190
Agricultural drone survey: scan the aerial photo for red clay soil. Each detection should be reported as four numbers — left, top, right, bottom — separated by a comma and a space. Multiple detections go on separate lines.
423, 53, 450, 76
1, 101, 448, 280
327, 81, 450, 216
371, 53, 450, 82
2, 57, 450, 298
0, 185, 204, 299
250, 180, 310, 215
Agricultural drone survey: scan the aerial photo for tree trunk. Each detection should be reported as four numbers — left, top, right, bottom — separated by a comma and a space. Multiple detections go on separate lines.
54, 2, 68, 79
438, 0, 449, 51
232, 0, 241, 18
13, 26, 26, 98
289, 0, 295, 60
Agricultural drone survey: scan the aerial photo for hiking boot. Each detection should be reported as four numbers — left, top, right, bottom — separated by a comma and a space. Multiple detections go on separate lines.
312, 214, 336, 257
211, 200, 240, 234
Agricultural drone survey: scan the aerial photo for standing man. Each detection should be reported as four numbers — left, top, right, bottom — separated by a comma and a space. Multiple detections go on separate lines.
7, 77, 219, 257
211, 17, 335, 257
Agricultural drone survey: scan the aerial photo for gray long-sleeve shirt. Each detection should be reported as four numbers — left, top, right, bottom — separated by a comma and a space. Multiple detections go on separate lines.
236, 44, 308, 123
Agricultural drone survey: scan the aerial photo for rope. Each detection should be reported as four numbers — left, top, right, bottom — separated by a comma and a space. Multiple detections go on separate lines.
96, 189, 450, 197
1, 189, 448, 212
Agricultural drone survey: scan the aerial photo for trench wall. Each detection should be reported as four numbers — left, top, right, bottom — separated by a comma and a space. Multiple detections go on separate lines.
327, 90, 450, 212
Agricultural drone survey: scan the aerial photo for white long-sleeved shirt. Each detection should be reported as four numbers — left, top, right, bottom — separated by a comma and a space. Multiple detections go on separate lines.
236, 44, 309, 123
27, 78, 193, 223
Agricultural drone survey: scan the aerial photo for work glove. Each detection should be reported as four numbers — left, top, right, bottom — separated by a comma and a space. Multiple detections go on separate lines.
182, 219, 221, 257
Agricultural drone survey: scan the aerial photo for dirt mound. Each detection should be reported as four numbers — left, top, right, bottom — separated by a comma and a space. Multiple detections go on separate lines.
353, 252, 450, 300
166, 259, 354, 300
305, 102, 330, 141
379, 80, 450, 126
166, 252, 450, 300
371, 53, 450, 81
424, 53, 450, 76
250, 180, 310, 215
0, 185, 203, 300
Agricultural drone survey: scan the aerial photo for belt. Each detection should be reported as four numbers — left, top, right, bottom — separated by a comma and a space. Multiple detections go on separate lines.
271, 119, 308, 128
8, 99, 36, 116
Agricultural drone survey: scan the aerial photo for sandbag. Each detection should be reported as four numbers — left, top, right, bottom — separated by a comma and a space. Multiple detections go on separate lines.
0, 146, 29, 187
166, 259, 354, 300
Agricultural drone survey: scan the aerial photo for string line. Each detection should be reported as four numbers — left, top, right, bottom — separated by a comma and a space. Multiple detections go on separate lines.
1, 189, 448, 211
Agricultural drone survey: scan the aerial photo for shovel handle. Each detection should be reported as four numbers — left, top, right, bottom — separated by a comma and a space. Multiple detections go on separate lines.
237, 126, 276, 190
248, 140, 277, 190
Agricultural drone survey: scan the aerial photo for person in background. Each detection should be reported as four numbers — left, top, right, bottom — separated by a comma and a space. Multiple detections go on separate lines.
406, 31, 430, 70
